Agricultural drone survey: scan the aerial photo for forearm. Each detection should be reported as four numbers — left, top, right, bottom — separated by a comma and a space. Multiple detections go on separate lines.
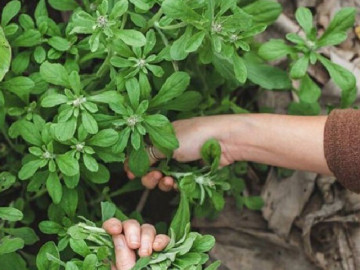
222, 114, 332, 175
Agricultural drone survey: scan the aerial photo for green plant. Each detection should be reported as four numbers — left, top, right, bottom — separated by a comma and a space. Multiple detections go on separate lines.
0, 0, 356, 269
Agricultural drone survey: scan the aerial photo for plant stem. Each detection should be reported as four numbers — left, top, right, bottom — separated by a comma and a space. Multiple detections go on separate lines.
154, 26, 179, 72
136, 189, 150, 213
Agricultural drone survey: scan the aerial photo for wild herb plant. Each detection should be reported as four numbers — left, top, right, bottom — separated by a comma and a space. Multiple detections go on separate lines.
0, 0, 356, 269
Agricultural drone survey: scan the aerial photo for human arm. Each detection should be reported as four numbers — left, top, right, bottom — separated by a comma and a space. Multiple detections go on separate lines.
125, 113, 332, 190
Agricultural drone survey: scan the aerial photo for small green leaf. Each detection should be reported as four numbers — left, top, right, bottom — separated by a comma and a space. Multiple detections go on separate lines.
201, 139, 221, 172
0, 207, 23, 221
41, 94, 68, 107
12, 29, 42, 47
0, 236, 24, 255
36, 241, 60, 270
83, 254, 98, 270
118, 30, 146, 47
82, 111, 98, 134
39, 221, 62, 234
126, 77, 140, 108
295, 7, 313, 36
40, 61, 70, 88
48, 0, 79, 11
290, 56, 309, 79
88, 129, 119, 147
82, 163, 110, 184
232, 54, 247, 83
53, 118, 77, 141
298, 75, 321, 103
56, 153, 79, 177
110, 0, 128, 19
101, 201, 117, 222
46, 172, 62, 204
83, 154, 99, 172
88, 91, 123, 104
2, 76, 34, 102
19, 159, 44, 180
60, 187, 78, 217
258, 39, 292, 61
0, 28, 11, 82
128, 145, 150, 177
185, 31, 205, 53
150, 72, 190, 108
205, 261, 221, 270
243, 196, 264, 210
170, 193, 190, 241
48, 36, 71, 51
1, 0, 21, 26
69, 238, 90, 257
162, 0, 202, 22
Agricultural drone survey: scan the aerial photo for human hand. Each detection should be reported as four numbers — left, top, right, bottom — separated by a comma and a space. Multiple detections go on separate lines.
125, 116, 236, 191
103, 218, 170, 270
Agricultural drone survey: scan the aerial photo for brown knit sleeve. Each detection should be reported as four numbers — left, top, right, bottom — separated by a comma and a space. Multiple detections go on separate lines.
324, 109, 360, 193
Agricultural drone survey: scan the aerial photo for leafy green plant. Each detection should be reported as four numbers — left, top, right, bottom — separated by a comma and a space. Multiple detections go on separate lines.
258, 7, 357, 110
0, 0, 356, 269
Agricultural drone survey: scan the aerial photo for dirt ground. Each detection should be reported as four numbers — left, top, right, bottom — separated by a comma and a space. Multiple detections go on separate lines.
194, 1, 360, 269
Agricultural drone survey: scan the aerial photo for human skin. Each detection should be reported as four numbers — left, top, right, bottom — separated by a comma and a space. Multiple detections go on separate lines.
103, 218, 170, 270
125, 114, 333, 190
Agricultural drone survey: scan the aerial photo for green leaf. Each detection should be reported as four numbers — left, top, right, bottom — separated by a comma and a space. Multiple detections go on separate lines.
2, 76, 34, 102
243, 0, 282, 24
110, 0, 128, 19
82, 111, 98, 134
11, 51, 30, 74
290, 56, 309, 79
288, 101, 321, 116
128, 145, 150, 177
88, 91, 123, 104
69, 238, 90, 257
46, 172, 62, 204
19, 159, 44, 180
82, 163, 110, 184
0, 236, 24, 255
65, 262, 79, 270
83, 154, 99, 172
201, 139, 221, 172
298, 75, 321, 103
48, 36, 71, 51
243, 196, 264, 210
162, 0, 202, 22
34, 46, 46, 64
170, 193, 190, 241
101, 201, 117, 222
60, 187, 78, 217
232, 54, 247, 83
40, 61, 70, 88
192, 234, 216, 253
244, 53, 291, 90
53, 118, 77, 141
145, 123, 179, 152
56, 153, 79, 177
185, 31, 206, 53
145, 114, 169, 127
41, 94, 68, 107
318, 55, 356, 99
0, 172, 16, 192
0, 27, 11, 82
48, 0, 79, 11
0, 252, 27, 270
318, 8, 356, 47
118, 30, 146, 47
132, 257, 151, 270
126, 77, 140, 108
258, 39, 292, 61
3, 227, 39, 245
150, 72, 190, 108
88, 129, 118, 147
36, 241, 60, 270
1, 0, 21, 26
170, 27, 192, 61
83, 254, 98, 270
205, 261, 221, 270
12, 29, 42, 47
39, 221, 62, 234
295, 7, 313, 36
160, 91, 201, 112
0, 207, 23, 221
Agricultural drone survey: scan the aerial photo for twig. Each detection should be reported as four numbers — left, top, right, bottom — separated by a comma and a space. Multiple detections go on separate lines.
136, 189, 150, 213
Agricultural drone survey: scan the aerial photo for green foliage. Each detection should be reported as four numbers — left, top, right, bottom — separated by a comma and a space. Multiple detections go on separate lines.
0, 0, 356, 269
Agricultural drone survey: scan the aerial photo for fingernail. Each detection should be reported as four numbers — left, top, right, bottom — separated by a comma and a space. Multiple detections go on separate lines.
115, 237, 125, 250
130, 236, 139, 244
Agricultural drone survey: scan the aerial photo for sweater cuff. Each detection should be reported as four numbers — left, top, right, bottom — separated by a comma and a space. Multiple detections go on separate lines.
324, 109, 360, 193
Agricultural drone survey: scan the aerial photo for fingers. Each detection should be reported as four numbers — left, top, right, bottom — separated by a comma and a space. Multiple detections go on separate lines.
139, 224, 156, 257
103, 218, 122, 235
158, 176, 174, 192
153, 234, 170, 252
123, 219, 141, 249
113, 234, 136, 270
141, 170, 163, 189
